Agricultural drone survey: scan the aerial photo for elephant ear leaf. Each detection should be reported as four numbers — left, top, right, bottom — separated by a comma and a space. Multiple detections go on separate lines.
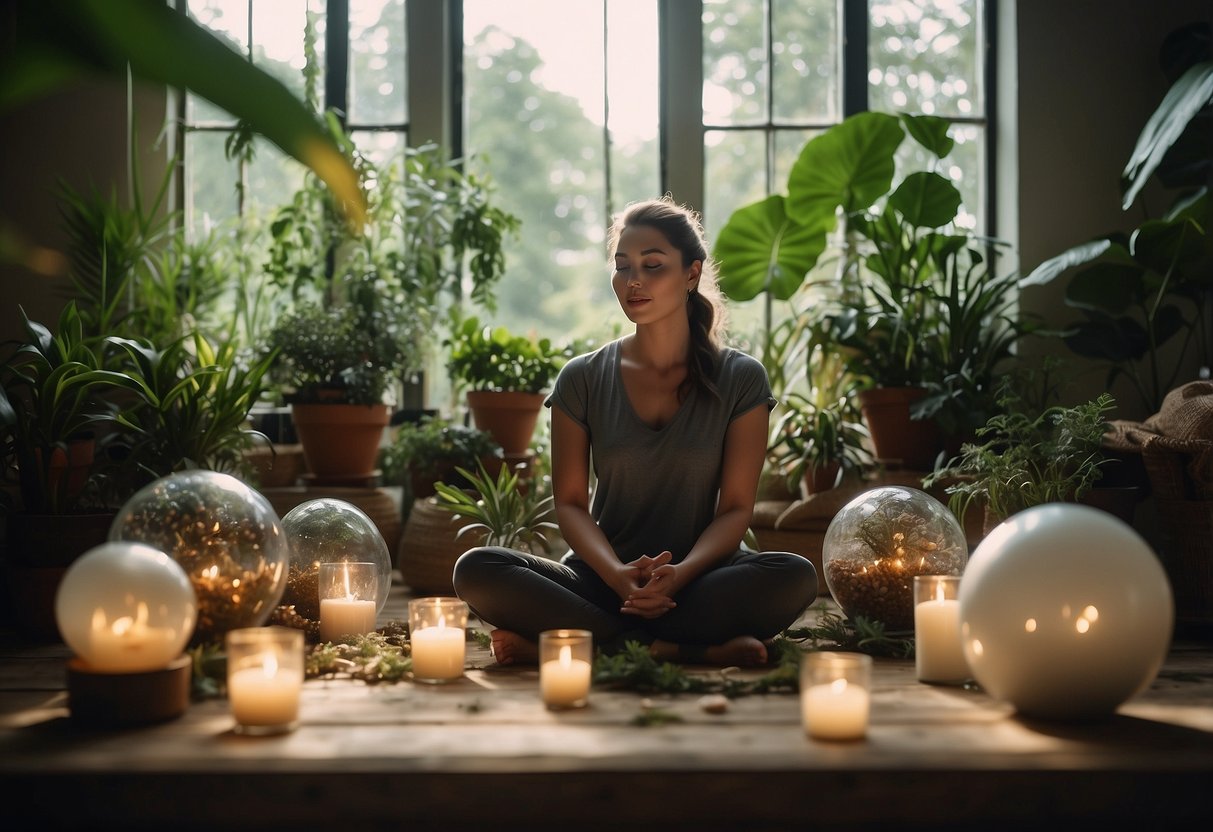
0, 0, 365, 225
786, 111, 904, 224
713, 196, 830, 302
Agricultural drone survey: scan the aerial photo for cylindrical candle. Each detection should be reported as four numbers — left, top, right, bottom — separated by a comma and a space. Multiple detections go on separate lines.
318, 561, 380, 642
539, 629, 592, 709
86, 604, 184, 673
801, 651, 872, 741
226, 627, 304, 735
408, 597, 468, 683
914, 575, 969, 684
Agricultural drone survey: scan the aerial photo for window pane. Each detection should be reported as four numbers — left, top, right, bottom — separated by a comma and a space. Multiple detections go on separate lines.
251, 0, 319, 109
703, 0, 768, 126
464, 0, 658, 344
868, 0, 983, 118
703, 129, 767, 245
352, 130, 407, 168
186, 0, 248, 124
606, 0, 660, 213
773, 128, 821, 188
350, 0, 407, 125
771, 0, 839, 123
185, 131, 240, 237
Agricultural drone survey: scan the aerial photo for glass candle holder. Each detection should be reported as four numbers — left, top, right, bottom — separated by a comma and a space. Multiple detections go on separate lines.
800, 651, 873, 742
226, 626, 305, 735
914, 575, 969, 685
318, 561, 380, 643
408, 597, 468, 684
539, 629, 593, 709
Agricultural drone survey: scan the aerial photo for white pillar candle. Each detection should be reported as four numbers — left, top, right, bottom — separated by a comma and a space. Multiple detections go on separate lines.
227, 653, 302, 730
410, 620, 466, 681
914, 576, 969, 685
541, 644, 592, 708
319, 597, 378, 642
802, 678, 870, 741
86, 604, 182, 673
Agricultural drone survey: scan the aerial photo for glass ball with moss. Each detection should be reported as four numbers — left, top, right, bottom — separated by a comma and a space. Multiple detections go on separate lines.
380, 416, 502, 499
279, 498, 392, 620
108, 470, 290, 645
821, 486, 968, 632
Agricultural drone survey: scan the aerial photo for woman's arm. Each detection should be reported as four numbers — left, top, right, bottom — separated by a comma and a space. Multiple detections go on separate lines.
550, 406, 648, 601
625, 402, 769, 608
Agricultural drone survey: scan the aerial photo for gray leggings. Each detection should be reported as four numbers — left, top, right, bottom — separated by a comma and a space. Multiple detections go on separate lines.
451, 546, 817, 651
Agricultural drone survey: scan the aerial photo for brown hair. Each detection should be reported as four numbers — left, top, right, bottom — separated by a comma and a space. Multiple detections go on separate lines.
608, 196, 727, 400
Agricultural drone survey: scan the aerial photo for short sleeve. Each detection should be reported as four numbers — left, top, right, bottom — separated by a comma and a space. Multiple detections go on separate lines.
544, 353, 590, 430
726, 350, 777, 422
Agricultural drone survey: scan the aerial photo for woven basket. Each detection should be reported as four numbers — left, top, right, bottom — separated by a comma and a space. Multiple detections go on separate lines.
1141, 435, 1213, 626
398, 498, 485, 595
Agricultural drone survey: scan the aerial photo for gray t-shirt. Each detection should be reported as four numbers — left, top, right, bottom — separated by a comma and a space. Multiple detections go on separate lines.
545, 338, 775, 564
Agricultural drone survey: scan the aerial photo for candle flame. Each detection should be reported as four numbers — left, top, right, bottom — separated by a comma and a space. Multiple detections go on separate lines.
263, 652, 279, 678
343, 562, 353, 600
830, 678, 848, 695
437, 615, 447, 630
559, 644, 572, 669
935, 582, 945, 603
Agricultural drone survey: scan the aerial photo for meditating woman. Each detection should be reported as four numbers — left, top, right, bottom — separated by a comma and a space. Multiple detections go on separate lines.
452, 196, 817, 667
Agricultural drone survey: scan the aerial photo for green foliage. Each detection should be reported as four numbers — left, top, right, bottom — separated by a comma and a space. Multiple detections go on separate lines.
380, 416, 502, 493
106, 332, 274, 485
433, 459, 559, 552
924, 387, 1117, 527
592, 637, 804, 697
445, 316, 565, 394
784, 605, 916, 659
306, 632, 413, 684
0, 303, 145, 514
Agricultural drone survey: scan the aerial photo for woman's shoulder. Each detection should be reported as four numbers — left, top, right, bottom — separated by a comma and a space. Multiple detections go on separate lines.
718, 346, 767, 378
558, 339, 619, 380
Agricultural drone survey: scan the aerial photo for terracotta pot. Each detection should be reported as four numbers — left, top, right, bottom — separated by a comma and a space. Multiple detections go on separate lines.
2, 511, 116, 643
858, 386, 943, 472
466, 390, 545, 457
290, 403, 390, 481
801, 461, 842, 497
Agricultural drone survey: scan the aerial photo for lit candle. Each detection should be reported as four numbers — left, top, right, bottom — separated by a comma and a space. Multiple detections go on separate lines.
318, 562, 378, 642
541, 644, 592, 708
914, 576, 969, 684
227, 652, 302, 730
802, 678, 870, 741
410, 617, 466, 681
85, 603, 182, 673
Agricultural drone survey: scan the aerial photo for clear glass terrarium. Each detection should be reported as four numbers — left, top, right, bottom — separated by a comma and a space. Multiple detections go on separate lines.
821, 485, 968, 631
109, 470, 289, 644
279, 498, 392, 620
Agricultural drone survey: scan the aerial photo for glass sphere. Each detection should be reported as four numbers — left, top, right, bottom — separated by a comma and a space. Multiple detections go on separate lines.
55, 542, 197, 673
280, 498, 392, 619
959, 503, 1173, 721
822, 485, 968, 631
109, 470, 289, 644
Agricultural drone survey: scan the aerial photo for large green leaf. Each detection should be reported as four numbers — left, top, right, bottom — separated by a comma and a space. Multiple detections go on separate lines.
0, 0, 364, 223
900, 114, 955, 158
786, 112, 904, 225
886, 171, 962, 229
1065, 262, 1146, 314
1130, 215, 1207, 276
712, 196, 830, 302
1121, 60, 1213, 210
1019, 238, 1126, 287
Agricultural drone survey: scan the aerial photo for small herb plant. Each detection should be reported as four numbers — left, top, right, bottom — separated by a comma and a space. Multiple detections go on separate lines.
433, 459, 560, 552
924, 387, 1117, 527
380, 416, 502, 498
445, 316, 563, 394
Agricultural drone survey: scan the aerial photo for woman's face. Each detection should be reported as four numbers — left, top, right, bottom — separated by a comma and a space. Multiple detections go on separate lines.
611, 224, 701, 326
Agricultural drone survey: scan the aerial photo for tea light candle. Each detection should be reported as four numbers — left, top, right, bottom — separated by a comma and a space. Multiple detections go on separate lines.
800, 651, 872, 741
410, 619, 466, 681
318, 562, 379, 642
409, 597, 469, 683
226, 627, 304, 735
914, 575, 969, 684
541, 644, 592, 708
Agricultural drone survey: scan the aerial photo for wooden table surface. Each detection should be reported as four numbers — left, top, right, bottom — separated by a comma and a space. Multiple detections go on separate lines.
2, 576, 1212, 832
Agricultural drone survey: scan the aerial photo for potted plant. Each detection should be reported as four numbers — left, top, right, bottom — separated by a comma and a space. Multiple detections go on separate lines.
380, 416, 502, 501
445, 316, 564, 458
713, 111, 1031, 470
923, 386, 1119, 535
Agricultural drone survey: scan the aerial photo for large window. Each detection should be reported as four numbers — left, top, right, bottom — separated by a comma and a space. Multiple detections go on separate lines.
182, 0, 992, 351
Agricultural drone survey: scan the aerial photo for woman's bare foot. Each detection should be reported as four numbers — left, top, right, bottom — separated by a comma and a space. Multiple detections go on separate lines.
704, 636, 768, 667
490, 629, 538, 666
651, 636, 771, 667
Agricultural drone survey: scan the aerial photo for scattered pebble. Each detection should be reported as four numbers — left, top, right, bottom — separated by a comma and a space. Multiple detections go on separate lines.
698, 694, 729, 715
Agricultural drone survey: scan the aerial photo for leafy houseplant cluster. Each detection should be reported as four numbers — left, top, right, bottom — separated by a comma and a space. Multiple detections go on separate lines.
715, 111, 1033, 470
923, 386, 1117, 529
445, 316, 564, 396
380, 416, 502, 499
433, 460, 559, 553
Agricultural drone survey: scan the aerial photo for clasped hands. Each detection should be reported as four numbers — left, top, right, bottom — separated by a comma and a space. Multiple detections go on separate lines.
617, 550, 679, 619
